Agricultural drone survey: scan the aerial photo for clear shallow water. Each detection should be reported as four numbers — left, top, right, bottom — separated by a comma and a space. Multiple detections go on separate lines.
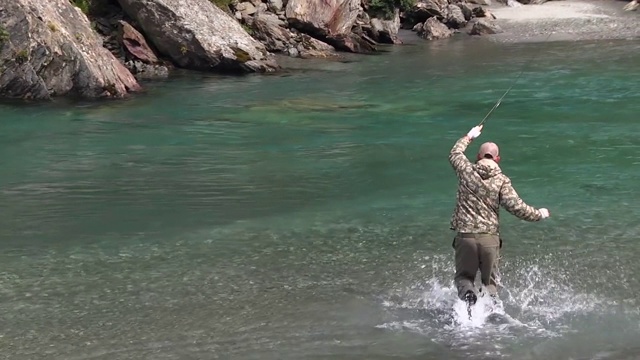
1, 35, 640, 359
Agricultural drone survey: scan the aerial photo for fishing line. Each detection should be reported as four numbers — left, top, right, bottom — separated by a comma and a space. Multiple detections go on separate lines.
478, 32, 554, 126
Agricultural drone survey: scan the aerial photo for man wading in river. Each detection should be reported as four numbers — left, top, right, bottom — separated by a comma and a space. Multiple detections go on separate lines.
449, 125, 550, 307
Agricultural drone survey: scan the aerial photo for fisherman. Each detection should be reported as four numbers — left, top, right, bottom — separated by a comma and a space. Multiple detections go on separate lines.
449, 124, 550, 307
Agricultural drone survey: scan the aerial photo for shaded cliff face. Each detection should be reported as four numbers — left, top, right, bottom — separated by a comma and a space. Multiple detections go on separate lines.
116, 0, 280, 73
0, 0, 140, 100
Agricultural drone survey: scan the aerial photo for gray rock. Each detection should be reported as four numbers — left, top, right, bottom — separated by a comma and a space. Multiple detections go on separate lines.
444, 4, 467, 29
268, 0, 284, 12
287, 47, 299, 57
457, 3, 473, 21
125, 60, 169, 79
297, 34, 338, 58
286, 0, 361, 36
257, 3, 269, 13
117, 0, 279, 73
468, 19, 503, 35
369, 9, 402, 44
623, 0, 638, 10
402, 0, 449, 28
285, 0, 375, 53
250, 12, 336, 58
251, 12, 295, 52
236, 2, 257, 16
418, 17, 454, 40
0, 0, 140, 100
472, 6, 488, 18
467, 0, 491, 5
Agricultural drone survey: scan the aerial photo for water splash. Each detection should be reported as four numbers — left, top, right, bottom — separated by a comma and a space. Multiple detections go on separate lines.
377, 254, 614, 351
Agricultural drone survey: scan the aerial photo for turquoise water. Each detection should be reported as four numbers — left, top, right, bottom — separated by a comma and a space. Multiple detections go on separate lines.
1, 35, 640, 359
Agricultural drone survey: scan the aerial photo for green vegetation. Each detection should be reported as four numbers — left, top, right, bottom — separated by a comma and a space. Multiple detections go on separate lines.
69, 0, 111, 16
16, 49, 29, 64
48, 22, 59, 32
71, 0, 91, 14
209, 0, 234, 11
103, 82, 117, 96
0, 26, 9, 45
367, 0, 416, 19
242, 23, 254, 35
233, 48, 251, 63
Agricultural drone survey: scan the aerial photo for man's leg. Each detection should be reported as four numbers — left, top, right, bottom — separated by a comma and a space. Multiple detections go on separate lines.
477, 234, 501, 297
454, 233, 479, 301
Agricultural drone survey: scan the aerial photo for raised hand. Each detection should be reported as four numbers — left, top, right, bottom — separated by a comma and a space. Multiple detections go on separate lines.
467, 125, 483, 140
539, 208, 550, 219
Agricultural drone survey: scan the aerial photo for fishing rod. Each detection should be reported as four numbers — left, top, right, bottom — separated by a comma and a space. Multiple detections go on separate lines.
477, 32, 554, 127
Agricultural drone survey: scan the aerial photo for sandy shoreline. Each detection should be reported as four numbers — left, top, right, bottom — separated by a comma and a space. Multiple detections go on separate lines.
484, 0, 639, 42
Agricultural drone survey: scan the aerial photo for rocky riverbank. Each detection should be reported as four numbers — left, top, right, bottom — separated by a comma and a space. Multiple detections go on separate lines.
488, 0, 640, 42
0, 0, 637, 100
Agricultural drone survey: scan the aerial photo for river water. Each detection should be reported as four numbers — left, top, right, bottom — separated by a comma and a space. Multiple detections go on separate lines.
1, 34, 639, 359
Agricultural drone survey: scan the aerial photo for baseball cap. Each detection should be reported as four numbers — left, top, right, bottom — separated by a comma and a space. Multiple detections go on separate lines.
478, 142, 499, 159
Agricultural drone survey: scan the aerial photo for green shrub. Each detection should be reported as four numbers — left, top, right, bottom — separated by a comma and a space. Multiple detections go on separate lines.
209, 0, 234, 11
16, 49, 29, 64
71, 0, 91, 14
0, 26, 9, 44
368, 0, 416, 19
69, 0, 112, 17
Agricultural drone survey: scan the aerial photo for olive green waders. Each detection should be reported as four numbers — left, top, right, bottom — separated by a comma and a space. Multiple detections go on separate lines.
453, 232, 501, 300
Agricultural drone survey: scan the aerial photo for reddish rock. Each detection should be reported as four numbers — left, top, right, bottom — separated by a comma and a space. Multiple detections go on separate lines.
118, 20, 159, 64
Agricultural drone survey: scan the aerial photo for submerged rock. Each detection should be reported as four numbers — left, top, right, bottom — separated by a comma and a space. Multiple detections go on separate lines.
117, 0, 279, 73
0, 0, 140, 100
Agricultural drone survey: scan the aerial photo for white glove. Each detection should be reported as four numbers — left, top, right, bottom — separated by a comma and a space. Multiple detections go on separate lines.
467, 125, 483, 140
538, 208, 550, 219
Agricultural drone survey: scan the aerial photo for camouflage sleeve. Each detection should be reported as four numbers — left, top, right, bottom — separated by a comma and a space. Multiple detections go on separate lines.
499, 178, 543, 221
449, 136, 473, 174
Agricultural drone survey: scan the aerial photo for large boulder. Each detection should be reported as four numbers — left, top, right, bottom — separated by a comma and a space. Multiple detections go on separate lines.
285, 0, 376, 53
468, 19, 503, 35
417, 17, 454, 40
623, 0, 638, 11
248, 12, 337, 58
369, 9, 402, 44
0, 0, 140, 100
117, 20, 158, 64
116, 0, 279, 73
444, 4, 467, 29
402, 0, 449, 28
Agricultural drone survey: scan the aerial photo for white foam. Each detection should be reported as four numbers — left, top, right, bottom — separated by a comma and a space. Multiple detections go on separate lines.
377, 258, 613, 344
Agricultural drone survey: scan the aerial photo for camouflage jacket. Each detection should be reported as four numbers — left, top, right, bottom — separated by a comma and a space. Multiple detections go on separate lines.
449, 136, 542, 235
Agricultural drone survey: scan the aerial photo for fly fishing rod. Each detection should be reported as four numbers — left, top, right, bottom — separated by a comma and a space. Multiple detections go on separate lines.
477, 32, 554, 126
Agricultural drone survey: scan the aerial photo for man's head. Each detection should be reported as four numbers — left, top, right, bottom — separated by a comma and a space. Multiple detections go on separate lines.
477, 142, 500, 163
